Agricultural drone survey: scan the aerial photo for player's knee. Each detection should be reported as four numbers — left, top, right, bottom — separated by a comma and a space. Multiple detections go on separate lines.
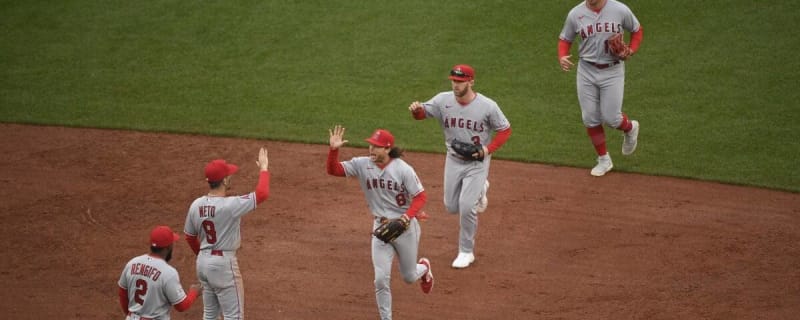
374, 274, 390, 289
444, 202, 459, 214
459, 200, 475, 214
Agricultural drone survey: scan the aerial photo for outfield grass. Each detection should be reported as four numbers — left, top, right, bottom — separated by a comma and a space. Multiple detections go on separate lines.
1, 0, 797, 192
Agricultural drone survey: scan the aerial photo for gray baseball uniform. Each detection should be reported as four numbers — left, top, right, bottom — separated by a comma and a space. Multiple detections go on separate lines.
184, 192, 257, 320
341, 156, 428, 320
560, 0, 640, 129
419, 91, 511, 253
118, 254, 187, 320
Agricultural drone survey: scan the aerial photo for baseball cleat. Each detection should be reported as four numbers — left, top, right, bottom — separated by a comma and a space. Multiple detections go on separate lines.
419, 258, 434, 294
591, 154, 613, 177
475, 180, 490, 213
451, 252, 475, 269
622, 120, 639, 155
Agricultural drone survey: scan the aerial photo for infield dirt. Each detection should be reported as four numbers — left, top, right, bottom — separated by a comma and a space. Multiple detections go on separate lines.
1, 123, 798, 319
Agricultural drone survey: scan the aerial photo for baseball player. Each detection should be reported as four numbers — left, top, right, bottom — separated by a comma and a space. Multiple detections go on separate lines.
183, 147, 270, 320
326, 125, 434, 320
117, 225, 201, 320
408, 64, 512, 269
558, 0, 643, 176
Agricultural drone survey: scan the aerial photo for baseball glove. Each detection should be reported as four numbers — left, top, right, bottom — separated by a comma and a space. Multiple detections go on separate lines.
451, 139, 484, 161
608, 33, 632, 60
373, 215, 410, 243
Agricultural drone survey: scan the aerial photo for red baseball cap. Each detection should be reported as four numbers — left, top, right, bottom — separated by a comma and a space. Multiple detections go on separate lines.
448, 64, 475, 81
365, 129, 394, 148
150, 225, 180, 248
205, 159, 239, 182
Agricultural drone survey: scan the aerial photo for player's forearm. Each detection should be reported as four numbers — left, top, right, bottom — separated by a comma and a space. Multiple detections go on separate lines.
326, 148, 346, 176
174, 287, 199, 312
117, 287, 129, 315
629, 26, 643, 53
185, 234, 200, 255
558, 39, 572, 58
255, 170, 270, 204
487, 127, 512, 154
404, 191, 427, 219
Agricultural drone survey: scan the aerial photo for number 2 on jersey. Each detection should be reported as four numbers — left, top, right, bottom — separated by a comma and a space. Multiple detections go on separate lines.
201, 220, 218, 244
134, 279, 148, 305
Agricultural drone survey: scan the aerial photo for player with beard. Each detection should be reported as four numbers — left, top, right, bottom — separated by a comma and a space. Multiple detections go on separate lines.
117, 225, 201, 320
408, 64, 512, 269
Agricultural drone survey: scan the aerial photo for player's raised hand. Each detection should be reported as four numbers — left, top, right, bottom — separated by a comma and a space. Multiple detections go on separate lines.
408, 101, 423, 112
256, 147, 269, 171
559, 55, 574, 72
329, 125, 348, 149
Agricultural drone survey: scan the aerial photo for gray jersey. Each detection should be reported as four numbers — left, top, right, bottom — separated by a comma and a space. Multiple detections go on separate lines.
421, 91, 511, 155
559, 0, 640, 64
183, 192, 257, 252
341, 157, 424, 220
118, 254, 187, 320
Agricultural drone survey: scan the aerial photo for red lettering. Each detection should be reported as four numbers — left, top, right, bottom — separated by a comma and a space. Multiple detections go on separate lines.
130, 263, 162, 281
457, 118, 464, 128
365, 179, 372, 190
580, 29, 587, 40
466, 119, 472, 129
379, 179, 385, 188
449, 118, 457, 128
386, 180, 393, 191
199, 205, 215, 218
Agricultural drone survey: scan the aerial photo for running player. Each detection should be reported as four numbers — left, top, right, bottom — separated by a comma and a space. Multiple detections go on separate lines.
117, 225, 201, 320
408, 64, 512, 269
326, 125, 433, 320
558, 0, 643, 176
183, 147, 270, 320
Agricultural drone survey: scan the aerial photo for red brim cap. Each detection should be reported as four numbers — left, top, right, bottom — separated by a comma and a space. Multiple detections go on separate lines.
150, 226, 181, 248
205, 160, 239, 182
365, 129, 394, 147
449, 64, 475, 81
449, 75, 472, 81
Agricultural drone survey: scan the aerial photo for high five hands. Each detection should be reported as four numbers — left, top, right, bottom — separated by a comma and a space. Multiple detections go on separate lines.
329, 125, 349, 149
256, 147, 269, 171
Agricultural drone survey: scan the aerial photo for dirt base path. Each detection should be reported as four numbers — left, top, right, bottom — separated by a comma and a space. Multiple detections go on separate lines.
1, 123, 798, 319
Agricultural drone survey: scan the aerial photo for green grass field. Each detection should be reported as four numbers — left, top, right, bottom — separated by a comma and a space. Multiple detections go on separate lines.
1, 0, 798, 192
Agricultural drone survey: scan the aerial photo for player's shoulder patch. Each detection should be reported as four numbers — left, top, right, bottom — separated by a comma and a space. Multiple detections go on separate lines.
239, 194, 251, 200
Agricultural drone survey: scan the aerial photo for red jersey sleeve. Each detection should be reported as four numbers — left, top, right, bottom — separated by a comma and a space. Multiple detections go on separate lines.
404, 191, 427, 219
629, 26, 643, 53
558, 39, 572, 58
326, 148, 346, 177
255, 170, 270, 204
174, 287, 199, 312
184, 234, 200, 256
486, 127, 511, 154
118, 287, 128, 315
